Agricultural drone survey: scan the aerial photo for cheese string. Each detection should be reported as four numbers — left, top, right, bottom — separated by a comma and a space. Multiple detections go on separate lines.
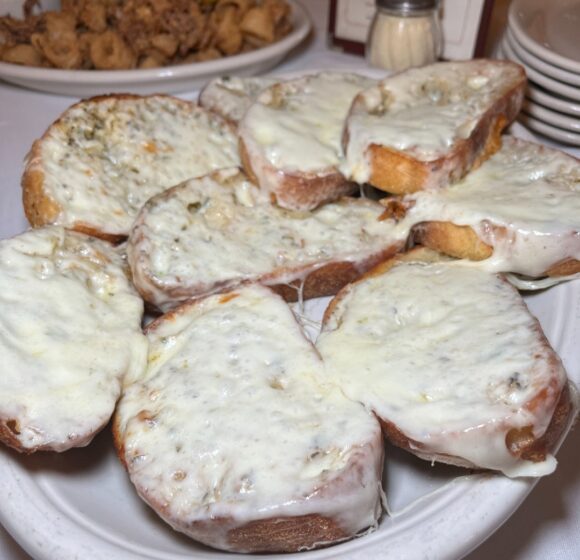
383, 473, 479, 519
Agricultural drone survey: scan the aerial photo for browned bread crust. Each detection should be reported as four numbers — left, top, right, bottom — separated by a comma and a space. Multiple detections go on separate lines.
269, 250, 399, 302
410, 221, 580, 278
21, 162, 60, 231
225, 514, 348, 552
344, 60, 526, 195
0, 420, 22, 452
365, 113, 509, 195
22, 139, 125, 244
1, 416, 103, 454
545, 259, 580, 277
132, 238, 401, 311
410, 221, 495, 261
114, 417, 383, 553
239, 137, 357, 211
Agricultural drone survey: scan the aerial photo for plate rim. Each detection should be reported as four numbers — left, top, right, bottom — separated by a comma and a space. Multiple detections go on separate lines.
500, 35, 580, 103
521, 99, 580, 133
519, 112, 580, 146
505, 28, 580, 87
0, 1, 310, 91
494, 42, 580, 117
526, 82, 580, 117
508, 0, 580, 74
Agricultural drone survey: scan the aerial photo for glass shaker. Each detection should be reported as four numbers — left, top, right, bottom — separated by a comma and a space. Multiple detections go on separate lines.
366, 0, 443, 71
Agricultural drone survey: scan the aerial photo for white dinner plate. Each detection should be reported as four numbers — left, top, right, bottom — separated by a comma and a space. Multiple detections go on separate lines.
509, 0, 580, 74
522, 99, 580, 133
0, 1, 310, 97
519, 112, 580, 146
0, 283, 578, 560
500, 36, 580, 103
506, 28, 580, 87
0, 74, 579, 559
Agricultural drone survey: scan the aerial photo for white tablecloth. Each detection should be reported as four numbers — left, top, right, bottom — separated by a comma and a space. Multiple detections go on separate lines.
0, 2, 578, 559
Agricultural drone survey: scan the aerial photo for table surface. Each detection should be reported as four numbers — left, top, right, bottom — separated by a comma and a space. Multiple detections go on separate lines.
0, 2, 579, 559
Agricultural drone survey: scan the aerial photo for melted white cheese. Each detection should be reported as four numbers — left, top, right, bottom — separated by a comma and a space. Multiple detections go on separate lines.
316, 261, 567, 477
343, 61, 523, 183
239, 72, 375, 173
128, 168, 409, 311
401, 137, 580, 277
199, 76, 278, 123
115, 285, 382, 551
34, 96, 239, 236
0, 227, 147, 452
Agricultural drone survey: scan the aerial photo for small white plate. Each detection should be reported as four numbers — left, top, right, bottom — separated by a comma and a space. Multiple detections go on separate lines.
506, 28, 580, 87
509, 0, 580, 74
0, 2, 310, 97
500, 36, 580, 103
494, 43, 580, 117
519, 112, 580, 146
522, 98, 580, 133
526, 82, 580, 117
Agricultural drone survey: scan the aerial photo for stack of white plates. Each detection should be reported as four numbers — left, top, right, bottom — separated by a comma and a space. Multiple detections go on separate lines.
497, 0, 580, 146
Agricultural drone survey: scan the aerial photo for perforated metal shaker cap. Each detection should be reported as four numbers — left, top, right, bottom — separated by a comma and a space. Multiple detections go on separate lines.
376, 0, 439, 11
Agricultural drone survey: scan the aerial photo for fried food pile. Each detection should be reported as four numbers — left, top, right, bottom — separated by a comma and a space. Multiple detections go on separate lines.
0, 0, 292, 70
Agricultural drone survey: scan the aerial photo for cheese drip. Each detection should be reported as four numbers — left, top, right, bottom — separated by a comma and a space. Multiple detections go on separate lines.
401, 136, 580, 277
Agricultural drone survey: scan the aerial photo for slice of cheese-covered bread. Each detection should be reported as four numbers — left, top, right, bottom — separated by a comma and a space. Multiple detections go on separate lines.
127, 168, 408, 312
22, 94, 240, 241
238, 72, 376, 211
342, 60, 525, 194
0, 226, 147, 453
316, 250, 573, 477
113, 284, 383, 553
388, 137, 580, 278
198, 75, 279, 124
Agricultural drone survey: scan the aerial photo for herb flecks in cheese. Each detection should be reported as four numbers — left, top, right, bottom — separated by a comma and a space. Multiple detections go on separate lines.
35, 96, 239, 236
240, 72, 375, 173
115, 285, 382, 550
128, 168, 408, 310
0, 227, 147, 452
199, 76, 278, 124
316, 261, 567, 477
